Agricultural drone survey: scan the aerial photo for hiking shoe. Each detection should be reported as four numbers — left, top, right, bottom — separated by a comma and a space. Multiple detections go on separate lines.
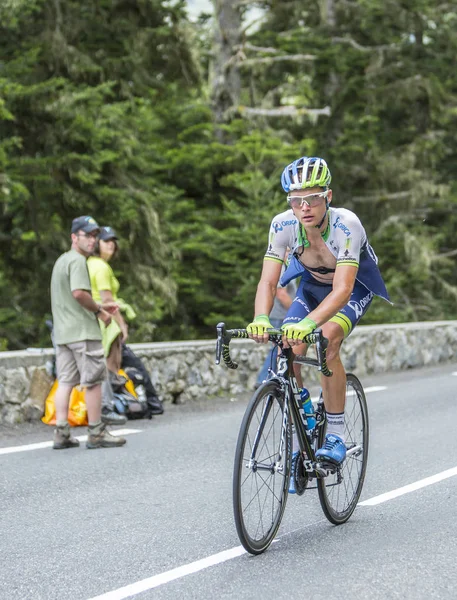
86, 423, 127, 449
101, 407, 127, 426
315, 434, 346, 466
53, 426, 80, 450
288, 451, 299, 494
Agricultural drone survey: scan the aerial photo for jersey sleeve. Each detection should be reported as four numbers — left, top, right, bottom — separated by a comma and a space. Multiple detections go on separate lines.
264, 212, 297, 264
333, 212, 365, 268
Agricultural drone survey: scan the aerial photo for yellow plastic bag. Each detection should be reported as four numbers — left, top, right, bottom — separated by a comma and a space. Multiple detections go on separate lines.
42, 381, 88, 426
42, 370, 136, 427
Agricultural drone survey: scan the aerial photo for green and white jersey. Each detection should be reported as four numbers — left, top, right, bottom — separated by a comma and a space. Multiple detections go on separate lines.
265, 206, 390, 301
265, 206, 367, 269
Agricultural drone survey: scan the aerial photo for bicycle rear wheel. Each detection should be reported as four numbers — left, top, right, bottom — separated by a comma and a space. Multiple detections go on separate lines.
317, 373, 369, 524
233, 380, 291, 554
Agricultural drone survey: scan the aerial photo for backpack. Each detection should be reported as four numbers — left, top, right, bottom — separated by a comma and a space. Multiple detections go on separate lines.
112, 369, 153, 420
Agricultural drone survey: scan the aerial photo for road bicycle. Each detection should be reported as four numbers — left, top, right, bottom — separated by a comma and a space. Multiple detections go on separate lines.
215, 322, 369, 555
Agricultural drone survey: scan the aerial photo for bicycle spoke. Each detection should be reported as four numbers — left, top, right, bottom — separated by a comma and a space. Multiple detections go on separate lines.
233, 381, 291, 553
317, 374, 369, 524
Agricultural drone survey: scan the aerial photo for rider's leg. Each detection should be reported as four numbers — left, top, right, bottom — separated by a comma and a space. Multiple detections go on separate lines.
319, 321, 346, 415
315, 321, 347, 464
292, 343, 308, 388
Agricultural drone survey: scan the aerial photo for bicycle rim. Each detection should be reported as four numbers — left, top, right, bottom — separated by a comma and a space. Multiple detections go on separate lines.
317, 373, 369, 524
233, 380, 291, 554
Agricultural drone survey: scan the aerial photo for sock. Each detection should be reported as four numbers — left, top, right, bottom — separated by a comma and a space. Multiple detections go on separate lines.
56, 420, 69, 428
326, 412, 345, 442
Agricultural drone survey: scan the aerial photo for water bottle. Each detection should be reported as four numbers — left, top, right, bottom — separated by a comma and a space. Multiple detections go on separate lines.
300, 388, 316, 431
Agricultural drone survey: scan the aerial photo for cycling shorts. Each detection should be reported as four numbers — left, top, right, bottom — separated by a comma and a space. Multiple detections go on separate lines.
282, 270, 373, 337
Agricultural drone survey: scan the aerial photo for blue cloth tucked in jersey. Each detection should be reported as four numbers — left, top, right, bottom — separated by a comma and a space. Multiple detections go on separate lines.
280, 245, 391, 303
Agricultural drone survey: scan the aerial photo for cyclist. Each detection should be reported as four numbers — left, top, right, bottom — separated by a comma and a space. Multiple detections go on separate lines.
247, 157, 390, 481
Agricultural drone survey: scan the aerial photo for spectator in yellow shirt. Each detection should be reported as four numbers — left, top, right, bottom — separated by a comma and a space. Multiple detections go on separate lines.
87, 227, 136, 379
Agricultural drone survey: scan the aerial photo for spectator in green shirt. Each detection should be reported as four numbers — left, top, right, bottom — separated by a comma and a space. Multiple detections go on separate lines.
50, 216, 127, 450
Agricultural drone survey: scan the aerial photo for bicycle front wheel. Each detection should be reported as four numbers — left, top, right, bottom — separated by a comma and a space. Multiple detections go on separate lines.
317, 373, 369, 524
233, 380, 291, 555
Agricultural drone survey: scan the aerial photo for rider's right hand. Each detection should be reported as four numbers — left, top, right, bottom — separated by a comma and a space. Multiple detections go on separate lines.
246, 314, 273, 343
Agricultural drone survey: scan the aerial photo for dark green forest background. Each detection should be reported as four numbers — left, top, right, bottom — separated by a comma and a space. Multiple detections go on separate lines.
1, 0, 457, 350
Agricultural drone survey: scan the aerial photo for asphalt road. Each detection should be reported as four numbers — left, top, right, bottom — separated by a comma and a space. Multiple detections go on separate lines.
1, 363, 457, 600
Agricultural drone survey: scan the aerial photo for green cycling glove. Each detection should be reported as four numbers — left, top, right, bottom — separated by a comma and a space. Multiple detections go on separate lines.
246, 314, 273, 336
281, 317, 317, 341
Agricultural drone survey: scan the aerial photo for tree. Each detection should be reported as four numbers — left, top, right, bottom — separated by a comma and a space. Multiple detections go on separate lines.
0, 0, 200, 347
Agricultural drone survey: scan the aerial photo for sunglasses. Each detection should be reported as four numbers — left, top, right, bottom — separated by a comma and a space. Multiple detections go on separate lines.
287, 191, 328, 209
77, 231, 99, 239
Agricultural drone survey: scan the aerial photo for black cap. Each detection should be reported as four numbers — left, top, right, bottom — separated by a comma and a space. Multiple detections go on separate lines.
71, 215, 100, 234
99, 226, 118, 241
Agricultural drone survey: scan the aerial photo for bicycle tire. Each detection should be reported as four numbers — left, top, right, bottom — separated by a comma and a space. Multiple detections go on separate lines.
317, 373, 369, 525
233, 380, 292, 554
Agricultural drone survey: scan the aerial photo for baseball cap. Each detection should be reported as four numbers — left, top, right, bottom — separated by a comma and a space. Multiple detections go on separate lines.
99, 226, 118, 241
71, 215, 100, 234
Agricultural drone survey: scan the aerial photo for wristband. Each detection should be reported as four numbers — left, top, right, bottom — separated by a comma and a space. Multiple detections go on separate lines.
94, 305, 102, 316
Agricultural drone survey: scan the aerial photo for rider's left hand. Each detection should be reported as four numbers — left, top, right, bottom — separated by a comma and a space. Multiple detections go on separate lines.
281, 317, 317, 345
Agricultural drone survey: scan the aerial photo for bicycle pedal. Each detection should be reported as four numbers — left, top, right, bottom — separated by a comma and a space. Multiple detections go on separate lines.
316, 460, 338, 475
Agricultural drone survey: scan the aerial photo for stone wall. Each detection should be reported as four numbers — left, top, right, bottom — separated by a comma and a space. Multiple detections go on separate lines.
1, 320, 456, 425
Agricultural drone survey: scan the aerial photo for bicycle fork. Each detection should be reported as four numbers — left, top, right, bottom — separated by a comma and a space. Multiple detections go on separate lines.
247, 390, 290, 475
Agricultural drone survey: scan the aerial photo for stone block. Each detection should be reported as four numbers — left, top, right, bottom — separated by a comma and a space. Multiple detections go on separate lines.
27, 367, 54, 416
3, 367, 29, 405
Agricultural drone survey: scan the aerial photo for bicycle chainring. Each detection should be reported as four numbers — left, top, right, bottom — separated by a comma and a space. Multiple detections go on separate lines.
293, 453, 309, 496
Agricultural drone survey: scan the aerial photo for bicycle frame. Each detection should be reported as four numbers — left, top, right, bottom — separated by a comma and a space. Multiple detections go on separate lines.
215, 322, 334, 478
267, 344, 326, 478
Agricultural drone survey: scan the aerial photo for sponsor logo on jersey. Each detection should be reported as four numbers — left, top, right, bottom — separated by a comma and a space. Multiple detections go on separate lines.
265, 250, 281, 259
295, 297, 310, 311
347, 291, 374, 318
272, 219, 297, 233
333, 216, 351, 237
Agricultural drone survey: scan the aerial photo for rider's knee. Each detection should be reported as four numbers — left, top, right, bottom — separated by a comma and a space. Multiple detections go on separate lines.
321, 322, 344, 362
291, 342, 308, 356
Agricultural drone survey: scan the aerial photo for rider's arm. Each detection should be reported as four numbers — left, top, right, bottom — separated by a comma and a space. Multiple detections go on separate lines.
307, 264, 358, 326
257, 210, 296, 316
249, 211, 296, 341
254, 259, 283, 318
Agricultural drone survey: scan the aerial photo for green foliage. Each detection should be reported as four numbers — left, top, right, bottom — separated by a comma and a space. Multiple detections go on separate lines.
0, 0, 457, 349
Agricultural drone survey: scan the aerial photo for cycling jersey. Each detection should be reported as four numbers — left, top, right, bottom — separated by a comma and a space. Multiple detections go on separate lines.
264, 206, 390, 302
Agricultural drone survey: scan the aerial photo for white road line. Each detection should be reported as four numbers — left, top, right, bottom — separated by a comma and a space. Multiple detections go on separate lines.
359, 466, 457, 506
311, 385, 387, 402
364, 386, 388, 393
85, 460, 457, 600
452, 372, 457, 376
0, 429, 141, 456
87, 546, 247, 600
1, 386, 388, 457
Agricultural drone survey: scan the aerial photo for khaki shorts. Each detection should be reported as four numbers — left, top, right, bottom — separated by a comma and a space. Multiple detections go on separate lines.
56, 341, 107, 387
